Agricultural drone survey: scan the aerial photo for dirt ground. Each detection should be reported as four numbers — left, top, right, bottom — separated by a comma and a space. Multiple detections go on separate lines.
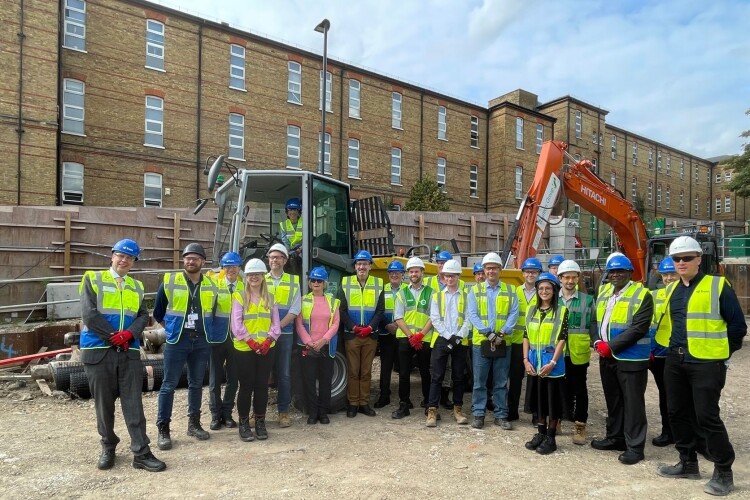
1, 340, 748, 500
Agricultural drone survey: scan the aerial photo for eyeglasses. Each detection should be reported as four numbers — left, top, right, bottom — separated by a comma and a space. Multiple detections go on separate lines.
113, 252, 135, 262
672, 255, 698, 263
310, 279, 324, 284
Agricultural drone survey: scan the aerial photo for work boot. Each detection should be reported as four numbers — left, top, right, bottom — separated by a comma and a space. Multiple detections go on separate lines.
525, 433, 545, 451
591, 437, 626, 451
224, 414, 237, 428
618, 450, 645, 465
187, 414, 210, 441
572, 421, 587, 445
471, 416, 485, 429
657, 460, 701, 480
278, 412, 291, 428
238, 417, 255, 442
704, 469, 734, 496
391, 402, 410, 419
210, 414, 223, 431
156, 422, 172, 451
374, 397, 390, 409
97, 448, 115, 470
255, 415, 268, 440
536, 435, 557, 455
494, 418, 513, 430
453, 405, 468, 425
426, 407, 438, 427
132, 451, 166, 472
652, 433, 674, 447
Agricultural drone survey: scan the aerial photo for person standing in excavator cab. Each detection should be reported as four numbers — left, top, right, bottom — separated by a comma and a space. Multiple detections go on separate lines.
280, 198, 303, 255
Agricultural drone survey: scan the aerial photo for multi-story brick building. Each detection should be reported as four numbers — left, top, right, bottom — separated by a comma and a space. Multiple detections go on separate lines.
2, 0, 746, 233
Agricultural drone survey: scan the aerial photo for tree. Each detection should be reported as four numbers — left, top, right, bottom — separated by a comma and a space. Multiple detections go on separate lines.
725, 108, 750, 197
404, 178, 450, 211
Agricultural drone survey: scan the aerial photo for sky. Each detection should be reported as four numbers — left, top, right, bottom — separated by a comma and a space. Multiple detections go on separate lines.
158, 0, 749, 159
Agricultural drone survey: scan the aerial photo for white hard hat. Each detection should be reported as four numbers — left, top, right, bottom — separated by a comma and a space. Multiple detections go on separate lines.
244, 258, 267, 274
266, 243, 289, 258
557, 260, 581, 276
482, 252, 502, 267
605, 251, 624, 265
669, 236, 702, 256
442, 259, 462, 274
406, 256, 425, 270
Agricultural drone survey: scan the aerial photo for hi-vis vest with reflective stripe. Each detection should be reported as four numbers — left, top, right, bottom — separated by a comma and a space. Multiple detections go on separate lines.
265, 272, 300, 334
233, 292, 276, 351
214, 279, 245, 343
79, 271, 143, 351
382, 282, 405, 330
280, 219, 303, 247
162, 272, 219, 344
341, 275, 383, 327
299, 293, 340, 357
658, 276, 729, 360
512, 286, 537, 345
472, 281, 515, 341
526, 305, 567, 378
424, 276, 466, 294
430, 289, 469, 348
563, 291, 594, 365
596, 282, 651, 361
650, 287, 670, 357
396, 285, 434, 342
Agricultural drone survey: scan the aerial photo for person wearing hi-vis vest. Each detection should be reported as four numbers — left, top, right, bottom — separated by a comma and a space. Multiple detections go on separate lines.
426, 260, 470, 427
374, 260, 406, 409
295, 267, 340, 425
523, 273, 568, 455
514, 257, 541, 423
656, 236, 746, 497
467, 252, 519, 430
153, 243, 221, 451
391, 256, 434, 419
279, 197, 303, 254
79, 239, 165, 472
338, 250, 385, 418
590, 254, 653, 466
424, 250, 464, 292
231, 259, 281, 442
264, 243, 301, 429
557, 259, 595, 446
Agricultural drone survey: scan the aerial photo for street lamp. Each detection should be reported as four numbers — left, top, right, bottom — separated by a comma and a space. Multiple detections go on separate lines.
314, 18, 330, 175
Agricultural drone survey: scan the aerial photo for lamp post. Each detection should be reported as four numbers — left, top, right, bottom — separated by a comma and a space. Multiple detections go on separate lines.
314, 18, 330, 175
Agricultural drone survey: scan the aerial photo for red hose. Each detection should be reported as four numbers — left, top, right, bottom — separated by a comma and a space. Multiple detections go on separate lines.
0, 348, 72, 366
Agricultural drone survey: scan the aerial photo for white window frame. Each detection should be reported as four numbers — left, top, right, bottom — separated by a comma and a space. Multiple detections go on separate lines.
287, 61, 302, 104
666, 187, 670, 210
63, 0, 86, 51
515, 117, 524, 150
715, 173, 722, 184
390, 148, 401, 185
610, 172, 616, 187
632, 143, 638, 165
286, 126, 300, 169
611, 135, 617, 160
348, 79, 361, 119
392, 92, 402, 129
145, 19, 165, 71
694, 195, 699, 215
631, 176, 637, 201
515, 166, 523, 199
347, 139, 360, 178
725, 196, 731, 213
470, 164, 478, 198
470, 116, 479, 148
61, 162, 84, 204
725, 171, 732, 182
680, 190, 684, 213
657, 184, 662, 208
436, 157, 446, 190
144, 95, 164, 148
591, 158, 597, 172
648, 149, 653, 170
62, 78, 85, 135
144, 173, 162, 207
657, 151, 662, 173
536, 124, 543, 154
575, 110, 582, 139
666, 154, 671, 176
648, 182, 653, 206
228, 113, 244, 160
680, 159, 684, 179
229, 44, 245, 91
438, 106, 447, 141
318, 132, 331, 175
707, 169, 711, 185
319, 70, 332, 112
592, 131, 597, 144
707, 200, 710, 217
715, 197, 722, 214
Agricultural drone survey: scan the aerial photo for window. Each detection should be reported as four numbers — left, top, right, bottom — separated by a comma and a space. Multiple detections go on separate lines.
536, 124, 543, 154
715, 173, 722, 183
348, 79, 360, 118
648, 182, 653, 206
471, 116, 479, 148
144, 173, 162, 207
229, 44, 245, 90
666, 187, 670, 210
62, 79, 85, 135
64, 0, 86, 51
470, 164, 478, 198
392, 92, 402, 129
610, 172, 616, 187
631, 176, 637, 201
707, 169, 711, 185
725, 171, 732, 182
347, 139, 359, 178
228, 113, 244, 160
317, 133, 331, 175
391, 148, 401, 185
599, 133, 603, 146
694, 164, 699, 182
680, 159, 684, 179
319, 71, 332, 112
680, 190, 684, 213
694, 195, 699, 215
657, 152, 662, 173
515, 117, 524, 149
591, 158, 597, 172
287, 62, 301, 104
592, 131, 598, 144
611, 135, 617, 159
657, 185, 662, 208
632, 143, 638, 165
715, 197, 721, 214
145, 20, 165, 71
666, 154, 671, 176
61, 162, 84, 204
286, 125, 300, 169
436, 157, 446, 189
648, 149, 653, 170
707, 200, 710, 217
515, 166, 523, 199
575, 110, 582, 139
438, 106, 447, 140
144, 96, 163, 147
725, 196, 731, 213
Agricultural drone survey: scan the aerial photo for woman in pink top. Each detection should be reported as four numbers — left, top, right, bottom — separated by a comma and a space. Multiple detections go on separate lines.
295, 267, 340, 424
231, 259, 281, 441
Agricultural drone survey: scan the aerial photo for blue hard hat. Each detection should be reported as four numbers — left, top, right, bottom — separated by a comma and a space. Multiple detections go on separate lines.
309, 266, 328, 281
535, 272, 560, 288
112, 239, 140, 261
658, 257, 676, 274
387, 260, 406, 273
606, 255, 634, 271
548, 255, 565, 267
472, 262, 483, 274
220, 252, 242, 267
521, 258, 543, 271
285, 197, 302, 211
435, 250, 453, 263
353, 249, 373, 263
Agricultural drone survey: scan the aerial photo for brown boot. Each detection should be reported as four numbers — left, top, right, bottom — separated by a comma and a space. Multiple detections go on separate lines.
453, 405, 468, 425
278, 412, 291, 428
572, 421, 586, 445
426, 407, 438, 427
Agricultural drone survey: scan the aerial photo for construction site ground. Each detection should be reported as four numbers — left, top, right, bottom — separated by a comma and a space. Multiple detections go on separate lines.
1, 340, 748, 500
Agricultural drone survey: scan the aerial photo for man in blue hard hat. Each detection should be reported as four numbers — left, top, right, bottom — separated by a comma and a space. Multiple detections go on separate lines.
280, 198, 303, 254
547, 255, 564, 277
513, 257, 542, 423
472, 262, 485, 286
375, 260, 406, 409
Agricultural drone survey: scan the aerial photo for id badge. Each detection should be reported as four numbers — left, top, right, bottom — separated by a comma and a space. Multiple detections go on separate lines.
186, 313, 198, 329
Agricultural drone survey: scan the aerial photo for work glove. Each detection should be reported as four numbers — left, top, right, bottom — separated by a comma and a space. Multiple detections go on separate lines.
486, 332, 499, 343
356, 326, 373, 338
110, 330, 134, 346
352, 326, 363, 335
594, 340, 612, 358
410, 333, 425, 350
259, 338, 272, 356
246, 339, 260, 351
443, 335, 462, 353
407, 334, 419, 349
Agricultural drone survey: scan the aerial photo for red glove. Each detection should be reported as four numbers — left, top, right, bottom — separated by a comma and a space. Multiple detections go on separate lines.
110, 330, 134, 346
247, 339, 260, 351
410, 333, 425, 350
359, 326, 373, 337
408, 335, 419, 349
595, 341, 612, 358
352, 326, 363, 335
259, 338, 272, 356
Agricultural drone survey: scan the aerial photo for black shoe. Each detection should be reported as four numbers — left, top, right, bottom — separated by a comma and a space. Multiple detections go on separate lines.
652, 433, 674, 447
391, 402, 410, 419
407, 400, 414, 409
132, 451, 166, 472
346, 405, 357, 418
307, 414, 318, 425
704, 469, 734, 496
97, 448, 115, 470
255, 417, 268, 440
156, 422, 172, 451
374, 397, 390, 409
471, 416, 485, 429
536, 435, 557, 455
319, 415, 330, 425
238, 417, 255, 442
187, 415, 210, 440
591, 437, 627, 451
224, 415, 237, 428
657, 460, 700, 480
358, 405, 376, 417
494, 418, 513, 430
210, 415, 223, 431
525, 433, 545, 450
618, 450, 645, 465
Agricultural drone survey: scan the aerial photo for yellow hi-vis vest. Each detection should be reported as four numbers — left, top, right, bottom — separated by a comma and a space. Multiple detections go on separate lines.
396, 285, 434, 342
299, 293, 340, 357
595, 282, 651, 361
526, 305, 567, 378
265, 272, 300, 333
280, 219, 303, 247
232, 292, 276, 352
650, 287, 670, 356
214, 279, 245, 343
341, 275, 383, 327
382, 282, 404, 327
163, 272, 219, 344
512, 285, 537, 345
472, 281, 515, 341
430, 288, 469, 348
563, 291, 594, 365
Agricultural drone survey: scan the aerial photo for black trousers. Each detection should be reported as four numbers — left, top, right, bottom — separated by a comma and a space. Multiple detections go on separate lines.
378, 333, 398, 399
234, 348, 276, 417
507, 343, 525, 421
599, 357, 648, 452
565, 357, 589, 423
664, 353, 734, 470
427, 338, 467, 407
397, 338, 431, 404
301, 353, 334, 417
648, 356, 671, 437
208, 337, 239, 419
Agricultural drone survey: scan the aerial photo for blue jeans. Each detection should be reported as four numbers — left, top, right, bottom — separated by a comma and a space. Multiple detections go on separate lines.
273, 333, 293, 412
471, 345, 511, 418
157, 333, 210, 424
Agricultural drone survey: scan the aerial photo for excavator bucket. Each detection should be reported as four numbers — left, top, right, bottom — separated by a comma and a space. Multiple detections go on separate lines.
350, 196, 395, 257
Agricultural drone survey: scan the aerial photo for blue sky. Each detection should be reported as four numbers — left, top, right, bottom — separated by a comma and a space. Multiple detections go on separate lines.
161, 0, 749, 159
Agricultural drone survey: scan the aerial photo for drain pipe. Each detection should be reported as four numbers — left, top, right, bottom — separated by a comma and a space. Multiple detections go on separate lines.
16, 0, 27, 205
195, 23, 204, 200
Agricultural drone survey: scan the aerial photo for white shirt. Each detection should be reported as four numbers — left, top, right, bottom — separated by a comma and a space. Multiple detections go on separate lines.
393, 283, 424, 321
429, 288, 470, 339
599, 282, 632, 342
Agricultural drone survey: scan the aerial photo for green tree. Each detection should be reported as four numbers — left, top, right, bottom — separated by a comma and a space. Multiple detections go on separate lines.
725, 108, 750, 197
404, 178, 450, 211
